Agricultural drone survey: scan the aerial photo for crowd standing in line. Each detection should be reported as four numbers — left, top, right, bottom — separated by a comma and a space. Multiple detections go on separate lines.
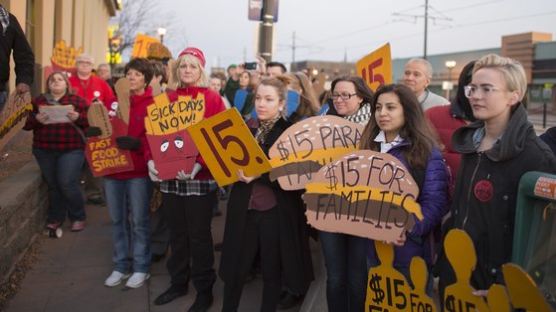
3, 8, 556, 308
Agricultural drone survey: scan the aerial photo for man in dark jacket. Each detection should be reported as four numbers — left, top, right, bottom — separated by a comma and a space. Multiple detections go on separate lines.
0, 5, 34, 111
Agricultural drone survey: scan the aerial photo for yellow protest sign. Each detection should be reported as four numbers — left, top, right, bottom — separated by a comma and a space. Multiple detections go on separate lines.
146, 93, 206, 135
131, 34, 159, 58
186, 108, 271, 186
51, 40, 83, 70
366, 241, 412, 311
0, 92, 32, 151
356, 43, 392, 92
503, 264, 551, 312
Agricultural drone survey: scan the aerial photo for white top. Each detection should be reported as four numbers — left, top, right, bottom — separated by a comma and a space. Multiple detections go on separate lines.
374, 130, 404, 153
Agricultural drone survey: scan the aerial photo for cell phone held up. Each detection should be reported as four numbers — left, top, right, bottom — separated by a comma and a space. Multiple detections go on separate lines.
244, 62, 257, 70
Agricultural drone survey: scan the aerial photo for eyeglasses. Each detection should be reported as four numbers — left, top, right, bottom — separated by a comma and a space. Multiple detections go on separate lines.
331, 93, 357, 101
464, 85, 505, 98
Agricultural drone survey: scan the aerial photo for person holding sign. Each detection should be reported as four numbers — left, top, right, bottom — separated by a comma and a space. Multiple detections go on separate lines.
319, 75, 373, 312
219, 76, 313, 312
23, 72, 88, 232
359, 84, 449, 292
98, 58, 154, 289
149, 47, 225, 311
438, 54, 556, 298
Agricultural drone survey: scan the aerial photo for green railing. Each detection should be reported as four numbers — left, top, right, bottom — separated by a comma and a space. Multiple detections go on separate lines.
513, 171, 556, 307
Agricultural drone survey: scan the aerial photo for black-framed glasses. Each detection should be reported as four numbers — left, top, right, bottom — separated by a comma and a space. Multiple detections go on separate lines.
331, 93, 357, 101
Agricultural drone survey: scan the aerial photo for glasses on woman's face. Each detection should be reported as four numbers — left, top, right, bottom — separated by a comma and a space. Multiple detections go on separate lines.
464, 85, 505, 98
331, 93, 357, 101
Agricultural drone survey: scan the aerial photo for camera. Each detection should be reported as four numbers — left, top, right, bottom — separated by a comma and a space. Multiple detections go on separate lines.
244, 62, 257, 70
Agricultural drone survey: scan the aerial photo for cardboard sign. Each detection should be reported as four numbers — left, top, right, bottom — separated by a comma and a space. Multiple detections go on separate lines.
144, 93, 205, 180
186, 108, 271, 186
356, 43, 392, 92
0, 92, 32, 151
85, 117, 134, 177
114, 78, 130, 125
38, 105, 73, 124
87, 101, 112, 138
131, 34, 159, 58
502, 264, 551, 312
303, 150, 423, 242
268, 115, 364, 190
366, 241, 412, 311
51, 40, 82, 74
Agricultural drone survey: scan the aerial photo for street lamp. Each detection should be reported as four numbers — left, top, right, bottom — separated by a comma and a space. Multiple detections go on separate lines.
157, 27, 167, 44
444, 60, 456, 99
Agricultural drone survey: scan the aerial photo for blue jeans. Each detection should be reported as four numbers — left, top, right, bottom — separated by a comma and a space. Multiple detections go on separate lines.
320, 231, 368, 312
104, 177, 152, 273
33, 148, 85, 223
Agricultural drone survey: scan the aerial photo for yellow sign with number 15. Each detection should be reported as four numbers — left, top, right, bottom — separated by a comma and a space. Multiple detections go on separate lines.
356, 43, 393, 92
186, 108, 272, 186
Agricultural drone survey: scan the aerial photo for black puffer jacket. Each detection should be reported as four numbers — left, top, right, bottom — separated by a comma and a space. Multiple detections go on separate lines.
442, 104, 556, 290
0, 13, 34, 91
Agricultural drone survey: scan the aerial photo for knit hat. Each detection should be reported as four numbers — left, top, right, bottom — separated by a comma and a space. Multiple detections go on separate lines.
178, 47, 206, 68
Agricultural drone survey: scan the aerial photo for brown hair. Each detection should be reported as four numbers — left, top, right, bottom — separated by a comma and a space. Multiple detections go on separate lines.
46, 71, 72, 95
150, 60, 168, 84
125, 58, 154, 87
360, 84, 438, 169
285, 72, 320, 120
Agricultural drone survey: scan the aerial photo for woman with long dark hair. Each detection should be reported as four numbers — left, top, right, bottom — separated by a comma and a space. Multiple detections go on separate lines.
360, 84, 449, 290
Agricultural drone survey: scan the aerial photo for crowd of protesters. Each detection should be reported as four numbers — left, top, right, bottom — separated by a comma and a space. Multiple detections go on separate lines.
3, 4, 556, 311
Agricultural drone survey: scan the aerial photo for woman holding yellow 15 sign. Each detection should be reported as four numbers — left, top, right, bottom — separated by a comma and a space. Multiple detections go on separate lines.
219, 76, 314, 311
147, 47, 225, 311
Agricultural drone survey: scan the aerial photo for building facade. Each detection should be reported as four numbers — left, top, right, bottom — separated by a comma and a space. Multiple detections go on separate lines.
0, 0, 119, 94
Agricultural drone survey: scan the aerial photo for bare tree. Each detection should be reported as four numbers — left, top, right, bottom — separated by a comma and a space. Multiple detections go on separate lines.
112, 0, 157, 55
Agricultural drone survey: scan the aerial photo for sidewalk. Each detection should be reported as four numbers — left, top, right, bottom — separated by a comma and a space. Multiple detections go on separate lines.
5, 198, 321, 312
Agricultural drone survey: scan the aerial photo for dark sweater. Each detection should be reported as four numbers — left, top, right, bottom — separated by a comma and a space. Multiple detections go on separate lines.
0, 13, 34, 91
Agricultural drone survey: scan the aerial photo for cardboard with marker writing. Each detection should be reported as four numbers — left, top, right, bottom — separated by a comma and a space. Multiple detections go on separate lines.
144, 92, 204, 180
0, 91, 32, 151
268, 115, 364, 190
502, 263, 552, 312
186, 108, 271, 187
304, 149, 422, 242
114, 78, 131, 125
85, 101, 134, 177
356, 43, 392, 92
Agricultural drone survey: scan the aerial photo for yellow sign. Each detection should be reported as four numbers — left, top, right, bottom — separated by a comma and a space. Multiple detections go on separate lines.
131, 34, 160, 58
146, 93, 206, 135
503, 264, 551, 312
0, 92, 32, 151
366, 241, 412, 311
356, 43, 392, 92
51, 40, 83, 70
186, 108, 271, 186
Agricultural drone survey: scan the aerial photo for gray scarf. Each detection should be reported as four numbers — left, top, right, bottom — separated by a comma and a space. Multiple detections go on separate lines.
0, 5, 9, 36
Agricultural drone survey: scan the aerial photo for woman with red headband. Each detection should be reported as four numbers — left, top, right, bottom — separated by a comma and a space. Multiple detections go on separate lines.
148, 47, 225, 312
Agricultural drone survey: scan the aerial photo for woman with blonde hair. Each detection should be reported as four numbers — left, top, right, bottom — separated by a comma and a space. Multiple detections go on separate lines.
148, 47, 225, 311
285, 71, 320, 123
438, 54, 556, 297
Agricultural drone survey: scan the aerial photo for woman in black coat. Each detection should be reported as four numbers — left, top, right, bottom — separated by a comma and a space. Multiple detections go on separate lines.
220, 76, 313, 312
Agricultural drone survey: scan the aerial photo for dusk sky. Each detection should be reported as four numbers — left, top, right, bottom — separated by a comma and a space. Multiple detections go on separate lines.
133, 0, 556, 67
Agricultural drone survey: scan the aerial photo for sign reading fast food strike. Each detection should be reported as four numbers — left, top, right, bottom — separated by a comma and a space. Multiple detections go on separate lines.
304, 150, 423, 243
268, 115, 364, 190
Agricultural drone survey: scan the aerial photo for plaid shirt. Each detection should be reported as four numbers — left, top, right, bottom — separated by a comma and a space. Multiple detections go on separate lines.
23, 93, 89, 150
160, 179, 218, 196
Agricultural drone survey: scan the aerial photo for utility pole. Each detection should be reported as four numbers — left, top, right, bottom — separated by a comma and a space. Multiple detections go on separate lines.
424, 0, 428, 59
258, 0, 276, 62
392, 0, 451, 60
292, 31, 296, 64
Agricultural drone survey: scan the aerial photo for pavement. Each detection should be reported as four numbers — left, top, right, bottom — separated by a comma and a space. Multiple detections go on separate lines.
4, 197, 323, 312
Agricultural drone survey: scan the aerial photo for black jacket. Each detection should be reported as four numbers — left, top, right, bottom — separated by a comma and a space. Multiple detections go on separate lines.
441, 104, 556, 290
219, 117, 314, 294
540, 126, 556, 155
0, 13, 34, 91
